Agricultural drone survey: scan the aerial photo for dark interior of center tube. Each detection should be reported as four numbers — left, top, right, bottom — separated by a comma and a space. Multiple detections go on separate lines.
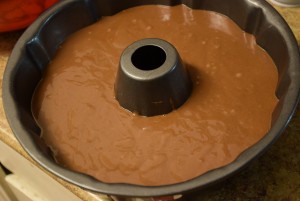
131, 45, 166, 71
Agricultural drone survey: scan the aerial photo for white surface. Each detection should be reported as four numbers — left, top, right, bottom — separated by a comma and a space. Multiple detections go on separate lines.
0, 140, 83, 201
0, 166, 11, 201
0, 186, 11, 201
0, 163, 16, 201
6, 174, 46, 201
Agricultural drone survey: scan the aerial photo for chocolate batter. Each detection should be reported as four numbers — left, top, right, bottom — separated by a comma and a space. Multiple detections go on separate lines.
32, 5, 278, 186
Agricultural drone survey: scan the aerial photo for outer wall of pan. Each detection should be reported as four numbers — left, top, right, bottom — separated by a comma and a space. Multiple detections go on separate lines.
2, 0, 300, 198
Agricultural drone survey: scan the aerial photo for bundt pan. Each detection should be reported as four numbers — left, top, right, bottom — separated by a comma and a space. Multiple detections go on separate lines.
2, 0, 300, 198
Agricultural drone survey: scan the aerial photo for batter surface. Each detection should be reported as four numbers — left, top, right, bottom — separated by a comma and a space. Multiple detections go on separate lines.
32, 5, 278, 186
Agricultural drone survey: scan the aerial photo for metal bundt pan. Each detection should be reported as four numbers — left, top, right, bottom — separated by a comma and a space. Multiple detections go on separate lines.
3, 0, 300, 198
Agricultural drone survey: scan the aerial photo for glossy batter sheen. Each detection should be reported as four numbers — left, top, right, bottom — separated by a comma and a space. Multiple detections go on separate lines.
32, 5, 278, 186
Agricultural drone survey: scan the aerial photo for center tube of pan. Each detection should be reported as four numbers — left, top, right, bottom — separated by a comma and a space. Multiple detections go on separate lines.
115, 38, 192, 117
